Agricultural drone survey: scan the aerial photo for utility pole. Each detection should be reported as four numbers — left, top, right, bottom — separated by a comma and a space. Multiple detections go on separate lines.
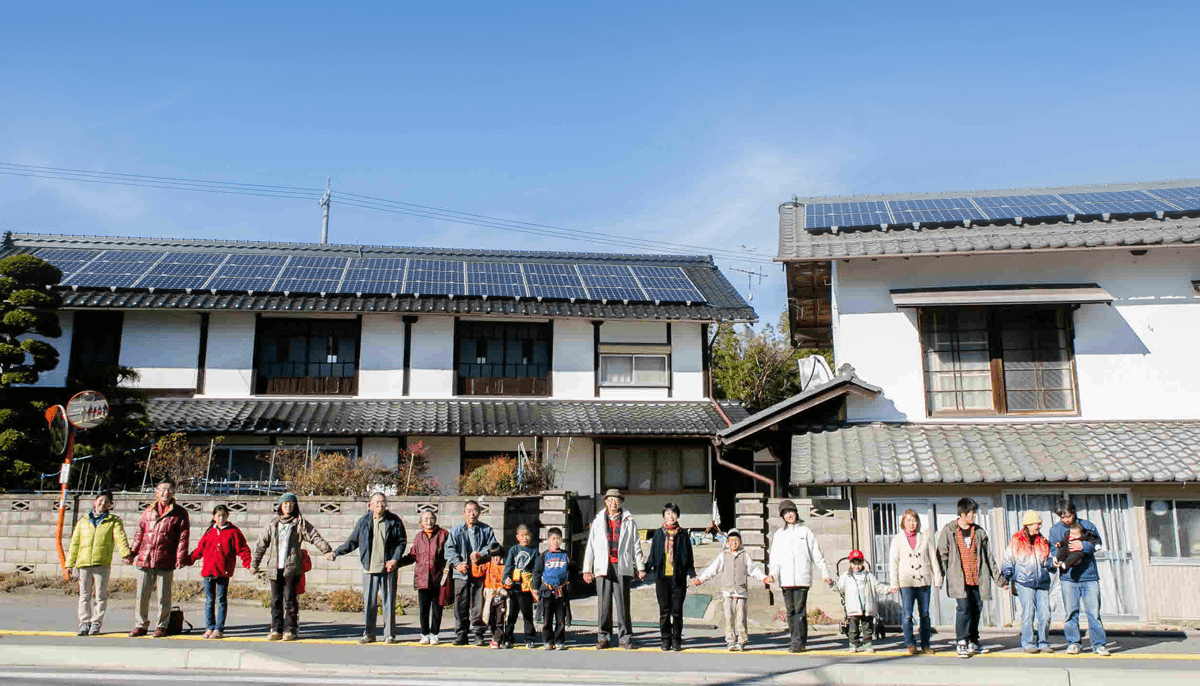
319, 177, 331, 244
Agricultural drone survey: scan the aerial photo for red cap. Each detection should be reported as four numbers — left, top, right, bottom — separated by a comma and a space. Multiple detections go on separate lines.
848, 549, 865, 561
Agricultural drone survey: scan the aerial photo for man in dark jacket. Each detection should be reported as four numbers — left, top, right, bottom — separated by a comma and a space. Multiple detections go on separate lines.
331, 493, 408, 644
445, 500, 497, 646
128, 480, 190, 637
1048, 498, 1109, 656
935, 497, 1005, 659
643, 502, 695, 651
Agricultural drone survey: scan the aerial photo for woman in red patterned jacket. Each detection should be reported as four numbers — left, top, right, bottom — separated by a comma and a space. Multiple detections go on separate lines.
401, 510, 450, 645
189, 505, 252, 638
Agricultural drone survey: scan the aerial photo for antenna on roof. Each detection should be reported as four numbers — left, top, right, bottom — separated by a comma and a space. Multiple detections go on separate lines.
319, 177, 332, 244
728, 266, 767, 302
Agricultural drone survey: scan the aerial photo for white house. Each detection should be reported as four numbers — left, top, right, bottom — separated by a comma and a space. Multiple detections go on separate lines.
750, 179, 1200, 626
3, 231, 757, 528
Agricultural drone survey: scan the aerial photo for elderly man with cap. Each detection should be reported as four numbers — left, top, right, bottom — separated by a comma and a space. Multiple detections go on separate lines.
582, 488, 645, 649
1001, 510, 1056, 653
766, 498, 830, 653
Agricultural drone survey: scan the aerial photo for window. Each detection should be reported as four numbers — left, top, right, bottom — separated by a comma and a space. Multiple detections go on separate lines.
601, 445, 707, 491
255, 318, 359, 395
69, 311, 124, 389
1147, 500, 1200, 562
600, 354, 668, 387
921, 307, 1076, 416
456, 321, 550, 396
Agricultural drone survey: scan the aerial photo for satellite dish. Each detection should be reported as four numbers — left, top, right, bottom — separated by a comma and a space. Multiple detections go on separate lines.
798, 355, 834, 391
45, 405, 69, 456
66, 390, 109, 430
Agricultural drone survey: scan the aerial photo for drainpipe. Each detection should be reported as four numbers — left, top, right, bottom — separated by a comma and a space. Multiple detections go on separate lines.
710, 401, 775, 498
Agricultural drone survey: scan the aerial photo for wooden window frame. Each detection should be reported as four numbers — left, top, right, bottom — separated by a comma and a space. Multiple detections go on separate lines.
252, 316, 361, 396
454, 320, 552, 397
598, 353, 671, 389
599, 442, 709, 494
918, 306, 1081, 418
1145, 498, 1200, 566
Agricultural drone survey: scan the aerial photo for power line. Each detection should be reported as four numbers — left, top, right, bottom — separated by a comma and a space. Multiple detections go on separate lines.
0, 161, 778, 264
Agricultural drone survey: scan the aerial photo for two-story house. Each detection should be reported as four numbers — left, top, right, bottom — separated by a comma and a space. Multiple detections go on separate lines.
3, 231, 757, 528
724, 180, 1200, 628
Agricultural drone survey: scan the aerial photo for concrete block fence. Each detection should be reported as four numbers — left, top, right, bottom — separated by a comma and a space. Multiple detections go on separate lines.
0, 493, 536, 591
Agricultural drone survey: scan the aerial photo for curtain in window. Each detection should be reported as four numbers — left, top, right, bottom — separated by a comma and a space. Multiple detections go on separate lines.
923, 310, 993, 411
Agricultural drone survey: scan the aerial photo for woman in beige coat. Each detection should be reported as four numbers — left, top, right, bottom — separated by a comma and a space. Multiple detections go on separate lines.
888, 509, 942, 655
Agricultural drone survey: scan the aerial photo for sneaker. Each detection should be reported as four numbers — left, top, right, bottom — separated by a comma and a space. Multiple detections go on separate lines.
1067, 644, 1081, 655
429, 634, 439, 645
268, 632, 282, 641
525, 640, 536, 650
1040, 646, 1053, 653
672, 643, 682, 652
862, 645, 875, 654
850, 645, 860, 653
453, 636, 469, 646
1024, 646, 1039, 654
129, 627, 147, 638
211, 631, 224, 639
503, 641, 514, 650
726, 644, 738, 652
88, 624, 101, 636
957, 642, 970, 659
1095, 646, 1111, 656
621, 640, 635, 651
77, 625, 89, 636
596, 638, 610, 650
384, 636, 396, 645
282, 632, 297, 641
789, 645, 806, 653
202, 630, 213, 639
921, 647, 936, 656
471, 635, 485, 647
152, 628, 167, 638
736, 643, 746, 652
969, 642, 987, 655
543, 643, 555, 651
490, 640, 501, 649
419, 635, 431, 645
358, 635, 376, 644
557, 643, 568, 651
906, 645, 918, 656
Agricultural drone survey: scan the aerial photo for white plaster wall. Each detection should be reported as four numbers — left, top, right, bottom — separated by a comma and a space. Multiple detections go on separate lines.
417, 436, 461, 495
201, 312, 255, 397
24, 310, 72, 388
671, 321, 705, 399
598, 387, 670, 400
599, 321, 669, 344
464, 436, 537, 452
555, 436, 595, 497
408, 316, 454, 398
358, 314, 406, 398
362, 437, 400, 470
836, 248, 1200, 422
118, 311, 200, 389
552, 318, 594, 399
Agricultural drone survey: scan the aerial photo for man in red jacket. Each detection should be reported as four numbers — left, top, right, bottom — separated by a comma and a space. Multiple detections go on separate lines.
128, 480, 191, 637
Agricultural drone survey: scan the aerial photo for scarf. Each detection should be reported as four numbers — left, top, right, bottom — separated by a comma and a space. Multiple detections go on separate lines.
955, 526, 980, 586
905, 530, 918, 549
663, 526, 678, 577
88, 510, 109, 526
607, 511, 621, 567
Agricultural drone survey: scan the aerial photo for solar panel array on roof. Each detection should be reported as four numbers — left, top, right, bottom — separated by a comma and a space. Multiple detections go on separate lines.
803, 183, 1200, 230
30, 248, 709, 304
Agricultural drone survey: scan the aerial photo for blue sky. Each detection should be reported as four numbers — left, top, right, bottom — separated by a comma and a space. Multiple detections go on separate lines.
4, 1, 1200, 329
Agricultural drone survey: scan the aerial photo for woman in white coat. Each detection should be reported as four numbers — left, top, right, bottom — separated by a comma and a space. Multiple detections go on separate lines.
888, 509, 942, 655
766, 499, 831, 653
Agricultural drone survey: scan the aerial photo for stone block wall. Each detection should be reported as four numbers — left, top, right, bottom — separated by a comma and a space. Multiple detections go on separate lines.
0, 493, 515, 591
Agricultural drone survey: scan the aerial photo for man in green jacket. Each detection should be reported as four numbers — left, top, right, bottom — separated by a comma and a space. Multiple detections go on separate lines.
66, 491, 133, 636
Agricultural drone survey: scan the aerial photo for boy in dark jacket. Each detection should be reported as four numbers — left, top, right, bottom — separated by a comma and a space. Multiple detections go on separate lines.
533, 526, 572, 650
644, 502, 695, 651
330, 493, 408, 644
500, 524, 538, 649
189, 504, 251, 638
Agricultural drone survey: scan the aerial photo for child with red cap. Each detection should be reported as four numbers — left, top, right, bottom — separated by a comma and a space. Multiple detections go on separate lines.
833, 550, 893, 653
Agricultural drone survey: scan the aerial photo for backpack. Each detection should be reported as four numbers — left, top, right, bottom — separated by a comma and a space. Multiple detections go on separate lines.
167, 606, 193, 635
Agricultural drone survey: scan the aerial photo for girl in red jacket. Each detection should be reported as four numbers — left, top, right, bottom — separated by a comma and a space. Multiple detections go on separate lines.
189, 505, 251, 638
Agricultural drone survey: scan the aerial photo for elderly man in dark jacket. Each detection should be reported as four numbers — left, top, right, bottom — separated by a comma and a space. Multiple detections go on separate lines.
331, 493, 408, 644
128, 480, 190, 637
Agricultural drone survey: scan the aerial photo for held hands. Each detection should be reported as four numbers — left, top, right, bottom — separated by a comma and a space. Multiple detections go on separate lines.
763, 575, 775, 585
122, 555, 134, 565
385, 560, 397, 573
582, 572, 594, 584
691, 578, 702, 587
456, 562, 469, 575
325, 552, 337, 562
888, 587, 899, 595
637, 570, 646, 581
824, 577, 834, 587
531, 591, 540, 602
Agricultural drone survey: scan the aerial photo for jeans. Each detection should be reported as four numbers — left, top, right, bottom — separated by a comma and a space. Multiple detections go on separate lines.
269, 571, 299, 635
454, 576, 485, 641
363, 571, 397, 639
955, 585, 982, 644
76, 566, 110, 627
135, 568, 173, 631
1016, 584, 1051, 649
503, 590, 535, 643
655, 577, 687, 646
899, 585, 932, 648
203, 576, 229, 631
1061, 578, 1106, 649
782, 586, 810, 649
597, 574, 634, 644
417, 588, 444, 635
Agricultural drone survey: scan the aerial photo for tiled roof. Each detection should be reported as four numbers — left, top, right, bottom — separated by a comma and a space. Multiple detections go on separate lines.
791, 421, 1200, 485
778, 208, 1200, 261
4, 233, 755, 322
717, 366, 881, 444
147, 397, 747, 437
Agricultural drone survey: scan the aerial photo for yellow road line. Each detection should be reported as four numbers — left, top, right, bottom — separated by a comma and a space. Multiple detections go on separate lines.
1, 630, 1196, 660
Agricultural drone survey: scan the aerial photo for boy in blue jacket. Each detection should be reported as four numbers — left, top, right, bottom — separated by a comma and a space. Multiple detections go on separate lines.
500, 524, 538, 649
1048, 499, 1109, 656
533, 526, 572, 650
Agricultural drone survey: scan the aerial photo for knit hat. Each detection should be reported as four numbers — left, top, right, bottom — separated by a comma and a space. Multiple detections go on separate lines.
1022, 510, 1043, 526
278, 493, 298, 505
778, 499, 798, 516
848, 549, 865, 562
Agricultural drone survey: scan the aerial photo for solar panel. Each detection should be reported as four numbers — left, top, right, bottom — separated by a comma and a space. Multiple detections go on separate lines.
467, 262, 526, 297
578, 264, 646, 301
61, 250, 164, 288
341, 258, 407, 295
806, 201, 891, 228
274, 258, 348, 293
33, 249, 101, 262
133, 252, 226, 290
404, 259, 463, 295
208, 255, 285, 292
1145, 186, 1200, 206
226, 254, 288, 266
889, 198, 987, 224
523, 263, 587, 300
630, 266, 706, 302
973, 195, 1077, 220
1057, 191, 1172, 216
